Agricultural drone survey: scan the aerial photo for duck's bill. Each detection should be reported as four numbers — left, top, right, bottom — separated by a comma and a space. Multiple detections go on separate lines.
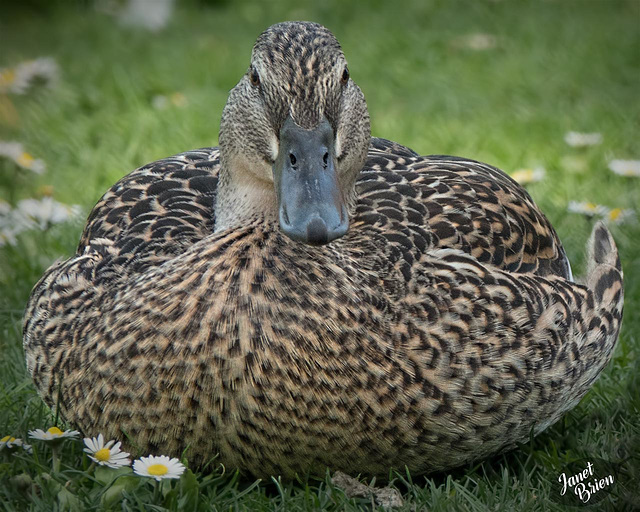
274, 116, 348, 245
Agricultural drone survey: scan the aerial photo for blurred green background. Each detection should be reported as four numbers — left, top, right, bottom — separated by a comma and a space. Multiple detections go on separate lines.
1, 0, 639, 510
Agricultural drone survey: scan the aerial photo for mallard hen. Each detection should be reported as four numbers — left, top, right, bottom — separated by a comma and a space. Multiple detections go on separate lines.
23, 21, 623, 478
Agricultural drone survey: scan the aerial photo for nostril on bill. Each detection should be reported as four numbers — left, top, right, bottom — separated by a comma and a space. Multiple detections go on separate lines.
289, 153, 297, 166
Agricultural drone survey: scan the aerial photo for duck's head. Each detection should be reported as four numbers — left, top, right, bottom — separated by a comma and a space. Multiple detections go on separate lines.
215, 21, 371, 245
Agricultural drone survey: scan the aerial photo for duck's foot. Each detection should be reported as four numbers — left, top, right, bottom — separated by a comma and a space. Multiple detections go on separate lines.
331, 471, 404, 509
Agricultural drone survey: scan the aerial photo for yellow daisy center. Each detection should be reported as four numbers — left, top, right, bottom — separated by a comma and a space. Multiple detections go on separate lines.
609, 208, 621, 221
147, 463, 169, 476
47, 427, 64, 436
94, 447, 111, 462
1, 436, 16, 443
16, 152, 35, 168
16, 153, 35, 167
0, 69, 16, 86
37, 185, 54, 197
170, 92, 187, 106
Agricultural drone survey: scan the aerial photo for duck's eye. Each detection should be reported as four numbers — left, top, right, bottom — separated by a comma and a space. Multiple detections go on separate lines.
249, 68, 260, 87
340, 67, 349, 85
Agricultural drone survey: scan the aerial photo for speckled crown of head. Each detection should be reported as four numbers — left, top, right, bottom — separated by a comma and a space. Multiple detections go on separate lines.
252, 22, 343, 67
251, 22, 346, 129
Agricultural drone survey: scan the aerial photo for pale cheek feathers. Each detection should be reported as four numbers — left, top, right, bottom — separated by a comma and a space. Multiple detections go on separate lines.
269, 134, 279, 162
335, 132, 343, 159
244, 153, 274, 183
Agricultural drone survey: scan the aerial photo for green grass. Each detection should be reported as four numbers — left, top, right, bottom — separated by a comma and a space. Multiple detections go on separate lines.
1, 0, 639, 510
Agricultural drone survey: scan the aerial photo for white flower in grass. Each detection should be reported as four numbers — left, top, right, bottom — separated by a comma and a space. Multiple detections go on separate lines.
564, 131, 602, 147
151, 94, 169, 110
133, 455, 186, 481
510, 167, 546, 185
567, 201, 610, 217
452, 33, 497, 51
567, 201, 635, 225
606, 207, 635, 225
29, 426, 80, 441
17, 197, 81, 229
1, 435, 18, 448
0, 203, 34, 247
1, 197, 80, 246
1, 435, 21, 449
609, 159, 640, 178
152, 92, 187, 110
119, 0, 174, 32
0, 436, 32, 455
83, 434, 131, 468
0, 141, 46, 174
0, 57, 59, 95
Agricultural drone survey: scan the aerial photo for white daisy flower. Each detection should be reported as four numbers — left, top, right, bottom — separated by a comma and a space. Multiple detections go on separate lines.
0, 203, 33, 247
28, 426, 80, 441
0, 436, 32, 455
16, 197, 81, 230
83, 434, 131, 468
567, 201, 610, 217
564, 131, 602, 147
452, 33, 497, 51
133, 455, 186, 481
151, 94, 169, 110
119, 0, 175, 32
1, 435, 21, 449
0, 141, 46, 174
1, 197, 81, 246
510, 167, 546, 185
151, 92, 187, 110
15, 152, 46, 174
606, 207, 635, 225
608, 159, 640, 178
0, 57, 59, 95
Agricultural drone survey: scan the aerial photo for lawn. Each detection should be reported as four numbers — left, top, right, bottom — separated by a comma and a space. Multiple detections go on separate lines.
1, 0, 639, 510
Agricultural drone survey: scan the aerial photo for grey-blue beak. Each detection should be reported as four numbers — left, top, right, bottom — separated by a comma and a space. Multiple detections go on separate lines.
274, 116, 348, 245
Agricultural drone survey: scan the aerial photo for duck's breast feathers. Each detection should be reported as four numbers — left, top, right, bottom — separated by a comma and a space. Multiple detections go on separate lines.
358, 139, 572, 279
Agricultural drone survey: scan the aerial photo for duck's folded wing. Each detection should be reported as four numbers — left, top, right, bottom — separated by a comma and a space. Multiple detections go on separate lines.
359, 141, 572, 280
77, 148, 220, 271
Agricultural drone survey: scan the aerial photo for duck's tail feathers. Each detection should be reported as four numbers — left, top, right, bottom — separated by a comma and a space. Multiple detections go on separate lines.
549, 222, 624, 424
586, 221, 624, 314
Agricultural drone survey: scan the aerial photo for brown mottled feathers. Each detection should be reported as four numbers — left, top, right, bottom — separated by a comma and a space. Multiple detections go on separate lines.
23, 139, 623, 478
77, 139, 570, 279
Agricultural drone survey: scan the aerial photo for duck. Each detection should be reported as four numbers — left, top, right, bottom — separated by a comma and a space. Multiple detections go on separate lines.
23, 21, 624, 478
